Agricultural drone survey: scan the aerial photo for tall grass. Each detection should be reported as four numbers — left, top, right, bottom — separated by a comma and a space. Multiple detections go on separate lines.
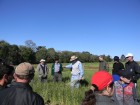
31, 63, 140, 105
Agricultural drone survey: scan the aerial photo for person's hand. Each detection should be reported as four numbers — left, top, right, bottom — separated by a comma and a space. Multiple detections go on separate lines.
79, 77, 84, 81
90, 86, 95, 91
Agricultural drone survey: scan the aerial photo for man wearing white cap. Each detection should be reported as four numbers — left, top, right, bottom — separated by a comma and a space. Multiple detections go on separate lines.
37, 59, 48, 82
125, 53, 140, 102
64, 55, 84, 88
125, 53, 140, 84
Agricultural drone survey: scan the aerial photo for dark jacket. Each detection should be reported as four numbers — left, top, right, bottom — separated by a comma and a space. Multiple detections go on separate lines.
125, 61, 140, 83
51, 63, 63, 75
0, 85, 4, 90
112, 62, 124, 75
0, 82, 44, 105
95, 94, 117, 105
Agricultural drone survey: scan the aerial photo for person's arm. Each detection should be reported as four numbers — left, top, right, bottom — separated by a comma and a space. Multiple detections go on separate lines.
34, 94, 45, 105
37, 64, 42, 77
134, 62, 140, 73
65, 63, 72, 69
79, 63, 84, 79
46, 64, 49, 75
134, 62, 140, 80
121, 63, 124, 69
60, 63, 63, 71
51, 63, 54, 75
106, 62, 109, 72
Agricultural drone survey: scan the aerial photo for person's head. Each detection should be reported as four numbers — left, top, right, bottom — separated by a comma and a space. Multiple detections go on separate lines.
55, 58, 59, 63
81, 71, 114, 105
91, 71, 114, 96
99, 55, 104, 61
70, 55, 78, 63
114, 56, 119, 63
14, 62, 35, 83
0, 65, 14, 86
125, 53, 133, 62
118, 69, 132, 84
81, 89, 96, 105
40, 59, 45, 65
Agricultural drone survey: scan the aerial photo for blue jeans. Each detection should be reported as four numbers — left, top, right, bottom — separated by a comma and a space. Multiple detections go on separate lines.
71, 75, 80, 88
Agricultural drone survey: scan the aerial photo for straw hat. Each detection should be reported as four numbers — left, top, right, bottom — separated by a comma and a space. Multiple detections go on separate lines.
40, 59, 45, 62
70, 55, 78, 61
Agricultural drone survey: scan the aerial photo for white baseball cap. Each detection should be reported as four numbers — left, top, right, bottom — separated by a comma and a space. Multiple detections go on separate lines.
125, 53, 133, 58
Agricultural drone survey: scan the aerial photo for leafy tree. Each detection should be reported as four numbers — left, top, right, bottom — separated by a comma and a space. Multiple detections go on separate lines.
105, 55, 112, 62
120, 54, 125, 62
19, 46, 35, 63
36, 47, 47, 63
46, 48, 56, 63
80, 51, 91, 62
59, 51, 72, 63
8, 44, 21, 65
25, 40, 37, 52
0, 40, 10, 63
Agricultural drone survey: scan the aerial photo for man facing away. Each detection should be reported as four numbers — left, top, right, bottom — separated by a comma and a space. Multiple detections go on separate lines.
0, 62, 45, 105
98, 55, 109, 72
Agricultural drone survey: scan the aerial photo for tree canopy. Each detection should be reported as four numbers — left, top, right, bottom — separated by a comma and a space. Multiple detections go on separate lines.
0, 40, 116, 65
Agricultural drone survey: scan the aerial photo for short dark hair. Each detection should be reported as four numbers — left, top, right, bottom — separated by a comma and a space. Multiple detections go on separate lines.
0, 65, 13, 79
55, 57, 59, 61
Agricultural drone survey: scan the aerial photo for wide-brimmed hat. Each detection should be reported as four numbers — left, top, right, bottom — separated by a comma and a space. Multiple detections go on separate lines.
70, 55, 78, 61
40, 59, 45, 62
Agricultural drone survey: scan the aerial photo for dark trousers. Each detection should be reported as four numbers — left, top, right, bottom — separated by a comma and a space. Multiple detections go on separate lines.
39, 76, 47, 83
53, 72, 62, 82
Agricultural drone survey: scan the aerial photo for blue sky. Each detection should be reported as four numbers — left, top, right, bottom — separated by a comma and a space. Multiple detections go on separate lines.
0, 0, 140, 60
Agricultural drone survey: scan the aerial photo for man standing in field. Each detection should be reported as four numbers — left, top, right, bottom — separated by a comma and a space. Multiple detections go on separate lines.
125, 53, 140, 102
125, 53, 140, 86
51, 58, 63, 82
112, 56, 124, 81
64, 55, 84, 88
0, 62, 45, 105
37, 59, 48, 82
98, 55, 109, 71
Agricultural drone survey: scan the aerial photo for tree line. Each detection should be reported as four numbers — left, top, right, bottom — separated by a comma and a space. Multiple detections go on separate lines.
0, 40, 125, 65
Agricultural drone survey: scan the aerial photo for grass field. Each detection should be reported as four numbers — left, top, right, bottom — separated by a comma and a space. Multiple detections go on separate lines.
30, 62, 140, 105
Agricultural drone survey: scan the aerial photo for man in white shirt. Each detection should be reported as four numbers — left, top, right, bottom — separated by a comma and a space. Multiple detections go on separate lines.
64, 55, 84, 88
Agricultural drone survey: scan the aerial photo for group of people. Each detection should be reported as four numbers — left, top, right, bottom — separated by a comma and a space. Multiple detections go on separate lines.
82, 53, 140, 105
0, 52, 140, 105
37, 55, 84, 88
0, 55, 84, 105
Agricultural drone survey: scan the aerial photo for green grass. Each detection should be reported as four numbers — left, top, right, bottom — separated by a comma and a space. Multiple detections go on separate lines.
31, 63, 140, 105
